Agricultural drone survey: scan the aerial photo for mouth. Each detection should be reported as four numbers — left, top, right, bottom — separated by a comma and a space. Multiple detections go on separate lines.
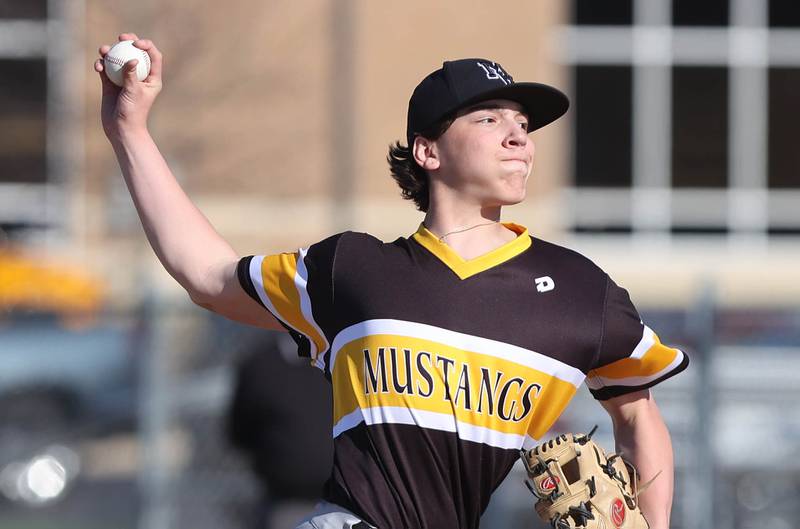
501, 158, 530, 168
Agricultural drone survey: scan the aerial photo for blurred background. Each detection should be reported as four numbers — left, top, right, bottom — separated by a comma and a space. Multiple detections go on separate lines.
1, 0, 798, 528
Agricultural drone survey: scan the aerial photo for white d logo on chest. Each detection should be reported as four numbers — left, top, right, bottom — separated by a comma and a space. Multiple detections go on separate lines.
534, 276, 555, 293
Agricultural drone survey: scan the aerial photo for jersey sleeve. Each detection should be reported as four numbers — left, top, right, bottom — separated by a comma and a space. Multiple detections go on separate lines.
237, 233, 342, 370
586, 276, 689, 400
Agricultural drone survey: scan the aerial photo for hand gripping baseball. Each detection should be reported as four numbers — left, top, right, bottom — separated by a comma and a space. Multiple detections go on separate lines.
94, 33, 163, 140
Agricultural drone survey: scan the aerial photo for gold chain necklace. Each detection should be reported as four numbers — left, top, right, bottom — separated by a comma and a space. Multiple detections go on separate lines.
425, 220, 500, 243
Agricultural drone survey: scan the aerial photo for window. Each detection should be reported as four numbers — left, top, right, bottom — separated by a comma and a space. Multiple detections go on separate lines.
768, 68, 800, 188
671, 67, 728, 188
0, 0, 47, 19
563, 0, 800, 237
574, 66, 632, 187
769, 0, 800, 27
672, 0, 729, 26
0, 59, 47, 183
0, 2, 77, 239
574, 0, 632, 26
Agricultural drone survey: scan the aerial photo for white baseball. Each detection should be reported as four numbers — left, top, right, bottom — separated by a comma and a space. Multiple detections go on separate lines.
103, 40, 151, 87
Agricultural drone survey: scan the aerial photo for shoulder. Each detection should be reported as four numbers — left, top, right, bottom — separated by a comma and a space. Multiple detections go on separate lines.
529, 236, 608, 280
306, 230, 383, 255
337, 230, 384, 246
525, 235, 612, 304
307, 231, 410, 270
333, 230, 416, 255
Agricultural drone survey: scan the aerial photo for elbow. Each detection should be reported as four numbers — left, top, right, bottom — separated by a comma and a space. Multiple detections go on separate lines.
187, 288, 217, 311
183, 267, 227, 310
181, 259, 241, 316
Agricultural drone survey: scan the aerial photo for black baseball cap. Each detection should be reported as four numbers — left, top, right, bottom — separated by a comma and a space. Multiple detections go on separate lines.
406, 58, 569, 146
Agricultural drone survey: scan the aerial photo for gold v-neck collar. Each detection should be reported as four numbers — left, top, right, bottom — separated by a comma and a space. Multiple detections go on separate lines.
412, 222, 532, 280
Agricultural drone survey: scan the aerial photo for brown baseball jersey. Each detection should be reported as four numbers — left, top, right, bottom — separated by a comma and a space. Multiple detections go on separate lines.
237, 223, 688, 529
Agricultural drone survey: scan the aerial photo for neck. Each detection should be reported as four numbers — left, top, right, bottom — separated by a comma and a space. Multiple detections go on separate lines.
423, 206, 502, 239
422, 205, 516, 260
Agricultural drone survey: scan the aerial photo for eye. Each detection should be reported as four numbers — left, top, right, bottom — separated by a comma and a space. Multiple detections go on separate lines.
518, 120, 529, 131
477, 116, 496, 124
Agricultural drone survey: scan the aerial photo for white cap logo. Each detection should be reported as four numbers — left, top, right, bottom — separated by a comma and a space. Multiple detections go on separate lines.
476, 61, 513, 85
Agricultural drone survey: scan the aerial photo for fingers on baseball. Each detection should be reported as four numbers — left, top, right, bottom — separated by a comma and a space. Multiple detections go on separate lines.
137, 41, 163, 80
96, 62, 118, 96
122, 59, 141, 87
118, 32, 140, 42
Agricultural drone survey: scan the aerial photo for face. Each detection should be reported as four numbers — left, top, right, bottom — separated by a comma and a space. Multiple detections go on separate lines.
418, 99, 535, 208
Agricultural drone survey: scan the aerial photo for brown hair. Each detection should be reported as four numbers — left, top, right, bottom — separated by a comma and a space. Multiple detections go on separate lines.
387, 118, 453, 212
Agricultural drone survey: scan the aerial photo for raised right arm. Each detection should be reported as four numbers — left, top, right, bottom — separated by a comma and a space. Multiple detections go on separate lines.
95, 33, 283, 331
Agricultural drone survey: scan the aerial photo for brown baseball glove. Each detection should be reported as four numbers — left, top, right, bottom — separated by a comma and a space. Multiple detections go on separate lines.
520, 426, 652, 529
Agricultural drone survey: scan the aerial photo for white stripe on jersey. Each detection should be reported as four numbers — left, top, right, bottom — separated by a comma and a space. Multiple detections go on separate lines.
249, 253, 327, 369
586, 325, 687, 390
329, 319, 586, 388
586, 350, 686, 389
249, 256, 288, 327
631, 325, 656, 359
332, 406, 538, 450
296, 247, 330, 368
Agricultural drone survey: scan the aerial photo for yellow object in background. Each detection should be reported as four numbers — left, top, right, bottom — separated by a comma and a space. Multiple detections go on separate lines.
0, 250, 104, 315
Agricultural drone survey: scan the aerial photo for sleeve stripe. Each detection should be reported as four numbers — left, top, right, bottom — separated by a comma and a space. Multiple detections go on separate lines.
248, 255, 288, 324
630, 325, 656, 359
296, 247, 330, 369
591, 343, 678, 379
263, 253, 315, 355
590, 328, 677, 379
250, 253, 328, 363
589, 354, 690, 400
586, 348, 687, 390
237, 256, 265, 309
586, 326, 688, 391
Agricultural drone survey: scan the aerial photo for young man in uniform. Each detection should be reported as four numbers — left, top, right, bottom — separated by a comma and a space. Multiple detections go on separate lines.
96, 34, 688, 529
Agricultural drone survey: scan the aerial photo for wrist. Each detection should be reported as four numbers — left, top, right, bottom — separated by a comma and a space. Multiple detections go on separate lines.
109, 125, 150, 147
643, 514, 670, 529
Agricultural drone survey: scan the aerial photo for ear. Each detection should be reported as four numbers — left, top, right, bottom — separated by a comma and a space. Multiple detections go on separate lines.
412, 136, 441, 171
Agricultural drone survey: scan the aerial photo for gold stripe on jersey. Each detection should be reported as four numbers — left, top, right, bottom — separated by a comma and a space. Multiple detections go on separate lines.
586, 326, 685, 389
256, 253, 328, 360
412, 223, 532, 279
329, 320, 584, 446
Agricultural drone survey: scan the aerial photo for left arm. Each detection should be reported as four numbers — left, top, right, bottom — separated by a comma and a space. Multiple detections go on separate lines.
600, 389, 673, 529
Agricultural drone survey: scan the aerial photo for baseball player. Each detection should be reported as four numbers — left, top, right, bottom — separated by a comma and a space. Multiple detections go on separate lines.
96, 34, 688, 529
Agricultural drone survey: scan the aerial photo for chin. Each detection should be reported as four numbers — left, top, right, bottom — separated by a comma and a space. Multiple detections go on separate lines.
503, 195, 526, 206
502, 182, 528, 205
490, 190, 527, 207
482, 174, 528, 206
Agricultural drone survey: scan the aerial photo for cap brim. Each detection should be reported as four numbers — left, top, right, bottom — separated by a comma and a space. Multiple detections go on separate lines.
455, 82, 569, 132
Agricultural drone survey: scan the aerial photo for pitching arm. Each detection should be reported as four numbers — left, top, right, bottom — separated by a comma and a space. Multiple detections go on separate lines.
95, 33, 282, 330
600, 389, 674, 529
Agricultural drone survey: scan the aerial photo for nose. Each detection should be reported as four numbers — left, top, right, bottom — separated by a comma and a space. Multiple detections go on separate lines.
503, 118, 528, 148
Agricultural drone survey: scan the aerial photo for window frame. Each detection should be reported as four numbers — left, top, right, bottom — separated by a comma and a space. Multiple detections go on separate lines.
558, 0, 799, 239
0, 4, 84, 242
